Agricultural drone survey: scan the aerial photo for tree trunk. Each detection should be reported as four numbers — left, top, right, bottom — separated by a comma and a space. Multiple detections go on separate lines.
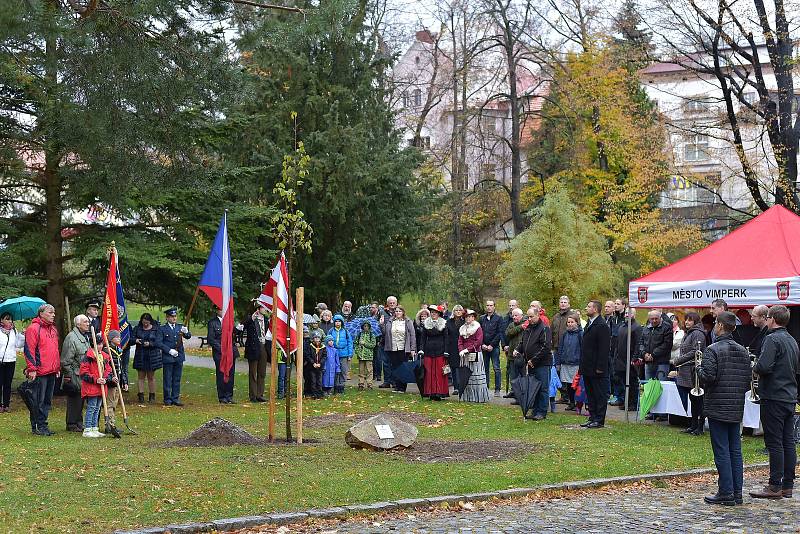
44, 3, 66, 337
506, 42, 524, 236
450, 10, 462, 268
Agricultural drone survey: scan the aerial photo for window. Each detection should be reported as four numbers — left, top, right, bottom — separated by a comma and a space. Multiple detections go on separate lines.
661, 174, 718, 208
481, 163, 496, 181
684, 134, 709, 162
415, 56, 420, 65
413, 88, 422, 107
401, 91, 409, 108
412, 136, 431, 149
684, 98, 710, 114
482, 115, 496, 137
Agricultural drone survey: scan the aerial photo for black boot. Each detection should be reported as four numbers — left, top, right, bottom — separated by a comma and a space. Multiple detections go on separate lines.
148, 393, 155, 403
704, 492, 735, 506
137, 392, 145, 403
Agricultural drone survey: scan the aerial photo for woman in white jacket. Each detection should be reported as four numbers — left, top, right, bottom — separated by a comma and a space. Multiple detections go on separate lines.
0, 312, 25, 412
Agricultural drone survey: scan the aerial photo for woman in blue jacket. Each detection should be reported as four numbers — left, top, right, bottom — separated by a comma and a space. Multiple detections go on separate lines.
556, 313, 582, 411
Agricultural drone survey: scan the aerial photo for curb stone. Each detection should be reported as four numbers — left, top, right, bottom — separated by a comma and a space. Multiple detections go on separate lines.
115, 462, 769, 534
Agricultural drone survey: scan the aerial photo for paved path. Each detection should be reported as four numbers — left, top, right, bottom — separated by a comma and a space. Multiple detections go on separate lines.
275, 474, 798, 533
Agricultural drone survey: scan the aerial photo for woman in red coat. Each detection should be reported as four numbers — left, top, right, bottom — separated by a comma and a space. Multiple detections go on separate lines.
418, 305, 450, 401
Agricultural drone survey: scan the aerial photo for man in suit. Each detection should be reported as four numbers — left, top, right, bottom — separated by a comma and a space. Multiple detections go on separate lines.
158, 308, 191, 406
580, 300, 611, 429
208, 305, 239, 403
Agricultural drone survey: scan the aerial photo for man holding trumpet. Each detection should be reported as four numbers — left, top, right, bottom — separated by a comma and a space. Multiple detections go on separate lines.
750, 305, 798, 500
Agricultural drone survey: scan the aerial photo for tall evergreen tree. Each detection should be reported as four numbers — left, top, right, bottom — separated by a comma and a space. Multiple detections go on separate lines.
0, 1, 273, 330
230, 0, 431, 307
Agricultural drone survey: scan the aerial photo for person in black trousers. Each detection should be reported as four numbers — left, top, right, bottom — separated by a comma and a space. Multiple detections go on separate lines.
208, 307, 239, 403
750, 305, 798, 499
579, 300, 611, 429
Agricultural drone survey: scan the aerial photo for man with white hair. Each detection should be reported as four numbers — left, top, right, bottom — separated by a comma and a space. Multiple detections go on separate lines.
61, 314, 92, 432
23, 304, 61, 435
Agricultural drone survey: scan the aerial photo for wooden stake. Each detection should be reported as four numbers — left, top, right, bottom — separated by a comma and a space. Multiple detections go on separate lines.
295, 287, 304, 444
268, 285, 279, 441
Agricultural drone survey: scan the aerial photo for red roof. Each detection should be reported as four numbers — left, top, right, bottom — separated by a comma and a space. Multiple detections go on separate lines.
635, 205, 800, 282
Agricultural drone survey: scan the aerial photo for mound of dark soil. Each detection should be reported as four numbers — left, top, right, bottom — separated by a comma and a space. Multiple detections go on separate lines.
166, 417, 266, 447
388, 439, 529, 463
304, 410, 439, 429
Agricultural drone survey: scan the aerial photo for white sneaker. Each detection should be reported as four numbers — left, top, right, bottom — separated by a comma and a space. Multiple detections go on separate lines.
82, 428, 95, 438
93, 427, 106, 437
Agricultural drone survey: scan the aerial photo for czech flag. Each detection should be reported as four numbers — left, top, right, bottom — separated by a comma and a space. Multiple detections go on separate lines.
101, 247, 130, 349
199, 211, 235, 382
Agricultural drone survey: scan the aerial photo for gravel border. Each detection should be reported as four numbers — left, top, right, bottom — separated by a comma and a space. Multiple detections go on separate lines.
115, 462, 768, 534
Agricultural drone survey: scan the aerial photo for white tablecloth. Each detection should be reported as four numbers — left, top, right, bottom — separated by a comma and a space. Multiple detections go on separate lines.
644, 380, 760, 429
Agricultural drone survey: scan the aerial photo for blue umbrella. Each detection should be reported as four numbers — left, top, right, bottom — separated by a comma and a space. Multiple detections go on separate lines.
0, 296, 47, 321
346, 316, 381, 338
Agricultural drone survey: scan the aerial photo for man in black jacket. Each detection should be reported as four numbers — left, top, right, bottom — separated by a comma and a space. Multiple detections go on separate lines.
515, 307, 551, 420
750, 305, 799, 499
208, 306, 240, 403
747, 305, 770, 357
480, 301, 503, 396
579, 300, 611, 429
697, 312, 751, 506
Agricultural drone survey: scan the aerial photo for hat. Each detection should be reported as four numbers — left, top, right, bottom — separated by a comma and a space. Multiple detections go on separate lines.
107, 330, 121, 341
324, 334, 334, 343
465, 309, 477, 317
716, 311, 737, 328
165, 307, 178, 317
86, 300, 101, 309
428, 304, 445, 314
312, 332, 322, 340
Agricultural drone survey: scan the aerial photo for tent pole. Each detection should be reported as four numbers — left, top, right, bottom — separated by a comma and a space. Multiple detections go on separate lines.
625, 312, 632, 424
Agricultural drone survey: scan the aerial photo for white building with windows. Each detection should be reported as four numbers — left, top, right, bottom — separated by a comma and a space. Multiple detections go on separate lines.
390, 30, 547, 248
639, 49, 790, 233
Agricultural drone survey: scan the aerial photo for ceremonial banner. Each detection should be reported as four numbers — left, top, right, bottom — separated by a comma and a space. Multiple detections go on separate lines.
198, 212, 235, 382
257, 252, 298, 355
630, 205, 800, 308
101, 247, 131, 349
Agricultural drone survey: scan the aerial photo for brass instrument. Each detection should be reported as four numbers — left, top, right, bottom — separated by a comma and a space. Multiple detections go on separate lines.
748, 349, 760, 403
690, 341, 704, 397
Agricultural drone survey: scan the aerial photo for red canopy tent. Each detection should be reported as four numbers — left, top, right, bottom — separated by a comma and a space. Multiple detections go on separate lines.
629, 205, 800, 308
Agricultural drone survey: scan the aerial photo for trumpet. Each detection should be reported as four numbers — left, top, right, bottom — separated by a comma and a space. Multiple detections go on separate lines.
748, 349, 760, 403
690, 341, 704, 397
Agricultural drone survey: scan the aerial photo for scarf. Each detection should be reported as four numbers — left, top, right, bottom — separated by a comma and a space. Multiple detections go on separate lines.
459, 320, 480, 338
423, 316, 446, 331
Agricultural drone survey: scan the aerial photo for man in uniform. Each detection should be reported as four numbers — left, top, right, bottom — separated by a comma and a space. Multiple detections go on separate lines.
158, 308, 191, 406
86, 300, 102, 342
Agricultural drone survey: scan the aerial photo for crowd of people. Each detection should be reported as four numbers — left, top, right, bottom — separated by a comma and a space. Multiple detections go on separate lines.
4, 294, 797, 507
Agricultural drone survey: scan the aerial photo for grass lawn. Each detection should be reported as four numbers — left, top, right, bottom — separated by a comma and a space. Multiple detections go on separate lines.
0, 364, 765, 533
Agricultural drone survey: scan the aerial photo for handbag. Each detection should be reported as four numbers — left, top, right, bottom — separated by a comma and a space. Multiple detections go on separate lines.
442, 364, 451, 375
467, 352, 478, 362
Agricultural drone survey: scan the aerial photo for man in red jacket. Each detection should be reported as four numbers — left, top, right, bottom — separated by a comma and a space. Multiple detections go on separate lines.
23, 304, 61, 436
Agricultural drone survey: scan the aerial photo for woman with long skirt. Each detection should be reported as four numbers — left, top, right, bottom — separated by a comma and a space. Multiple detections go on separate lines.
418, 305, 449, 401
458, 310, 490, 403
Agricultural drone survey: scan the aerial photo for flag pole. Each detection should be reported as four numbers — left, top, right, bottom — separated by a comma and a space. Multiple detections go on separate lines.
184, 286, 201, 331
268, 285, 279, 442
295, 287, 304, 444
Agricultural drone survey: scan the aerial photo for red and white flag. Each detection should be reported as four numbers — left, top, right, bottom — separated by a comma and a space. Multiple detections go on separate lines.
257, 252, 298, 355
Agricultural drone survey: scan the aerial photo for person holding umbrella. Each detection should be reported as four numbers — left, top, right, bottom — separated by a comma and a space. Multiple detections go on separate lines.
0, 312, 26, 413
381, 305, 416, 393
458, 310, 489, 403
22, 303, 61, 436
515, 306, 552, 420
